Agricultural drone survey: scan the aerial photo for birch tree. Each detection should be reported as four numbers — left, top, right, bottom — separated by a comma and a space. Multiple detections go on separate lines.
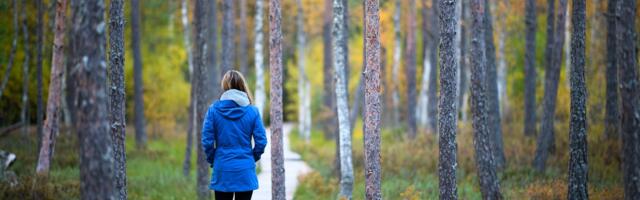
364, 0, 382, 198
270, 0, 286, 198
254, 0, 266, 117
524, 0, 537, 136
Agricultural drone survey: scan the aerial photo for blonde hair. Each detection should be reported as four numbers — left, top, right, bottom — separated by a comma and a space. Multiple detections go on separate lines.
221, 70, 253, 104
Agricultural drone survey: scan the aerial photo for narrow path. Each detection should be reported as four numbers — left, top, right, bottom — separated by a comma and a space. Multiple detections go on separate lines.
254, 123, 312, 200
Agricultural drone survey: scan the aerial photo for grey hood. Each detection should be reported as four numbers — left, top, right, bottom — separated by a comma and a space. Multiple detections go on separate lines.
220, 89, 250, 107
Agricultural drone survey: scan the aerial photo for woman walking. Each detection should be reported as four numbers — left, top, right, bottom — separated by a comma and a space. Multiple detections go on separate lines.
202, 70, 268, 200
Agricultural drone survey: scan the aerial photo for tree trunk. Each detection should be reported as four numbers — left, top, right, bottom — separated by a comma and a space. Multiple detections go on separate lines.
193, 0, 211, 199
108, 0, 127, 198
254, 0, 266, 118
131, 0, 147, 149
405, 0, 418, 139
71, 0, 116, 198
417, 0, 431, 129
36, 0, 44, 144
205, 0, 218, 105
21, 0, 30, 136
496, 0, 509, 117
238, 0, 248, 75
567, 0, 588, 198
296, 0, 311, 142
457, 0, 467, 118
564, 5, 571, 88
0, 0, 19, 102
460, 0, 470, 122
483, 0, 506, 170
534, 0, 568, 172
618, 0, 640, 199
269, 0, 285, 198
364, 0, 382, 198
36, 0, 67, 177
221, 0, 235, 72
470, 0, 502, 198
438, 0, 459, 198
181, 0, 194, 178
322, 0, 336, 140
391, 0, 401, 127
524, 0, 537, 136
427, 0, 439, 134
604, 0, 619, 139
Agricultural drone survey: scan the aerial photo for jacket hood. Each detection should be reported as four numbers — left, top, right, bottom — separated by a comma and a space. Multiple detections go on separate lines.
214, 89, 250, 119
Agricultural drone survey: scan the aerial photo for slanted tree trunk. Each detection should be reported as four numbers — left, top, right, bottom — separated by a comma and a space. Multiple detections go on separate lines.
193, 0, 211, 199
36, 0, 67, 177
524, 0, 537, 136
108, 0, 127, 198
604, 0, 619, 139
470, 0, 502, 198
238, 0, 248, 75
567, 0, 588, 198
296, 0, 311, 142
438, 0, 459, 198
20, 0, 30, 136
534, 0, 568, 172
0, 0, 19, 102
181, 0, 194, 178
483, 0, 506, 169
391, 0, 401, 127
618, 0, 640, 199
405, 0, 418, 138
332, 0, 353, 198
36, 0, 44, 143
322, 0, 337, 140
427, 0, 439, 134
221, 0, 235, 72
269, 0, 285, 198
363, 0, 382, 198
131, 0, 147, 149
254, 0, 266, 118
71, 0, 116, 198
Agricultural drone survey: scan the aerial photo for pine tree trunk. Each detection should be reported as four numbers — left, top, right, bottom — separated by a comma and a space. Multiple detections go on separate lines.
406, 0, 417, 138
221, 0, 235, 72
438, 0, 459, 198
20, 0, 30, 136
36, 0, 44, 144
108, 0, 127, 198
427, 0, 439, 134
483, 0, 505, 170
323, 0, 337, 140
364, 0, 382, 198
391, 0, 401, 126
534, 0, 568, 172
131, 0, 147, 149
254, 0, 266, 118
524, 0, 537, 136
567, 0, 588, 198
36, 0, 67, 176
269, 0, 285, 198
193, 0, 211, 199
470, 0, 502, 198
604, 0, 620, 139
618, 0, 640, 199
181, 0, 194, 178
71, 0, 116, 198
238, 0, 248, 75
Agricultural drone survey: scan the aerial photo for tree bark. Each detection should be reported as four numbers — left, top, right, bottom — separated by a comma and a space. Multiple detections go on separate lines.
604, 0, 620, 139
524, 0, 537, 136
406, 0, 418, 138
238, 0, 248, 75
0, 0, 19, 102
254, 0, 266, 118
36, 0, 44, 143
269, 0, 285, 198
193, 0, 211, 199
483, 0, 506, 170
438, 0, 459, 198
427, 0, 439, 134
470, 0, 502, 198
221, 0, 235, 72
567, 0, 588, 198
534, 0, 568, 172
131, 0, 147, 149
617, 0, 640, 199
71, 0, 115, 198
181, 0, 194, 178
108, 0, 127, 198
20, 0, 30, 136
36, 0, 67, 177
322, 0, 337, 140
364, 0, 382, 198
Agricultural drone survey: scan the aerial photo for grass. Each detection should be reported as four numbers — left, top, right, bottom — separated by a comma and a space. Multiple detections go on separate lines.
290, 118, 623, 199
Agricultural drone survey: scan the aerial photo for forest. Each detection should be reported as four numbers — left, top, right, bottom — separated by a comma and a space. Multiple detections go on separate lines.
0, 0, 639, 199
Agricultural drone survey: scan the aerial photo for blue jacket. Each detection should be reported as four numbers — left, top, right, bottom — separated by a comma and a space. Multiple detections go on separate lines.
201, 90, 267, 192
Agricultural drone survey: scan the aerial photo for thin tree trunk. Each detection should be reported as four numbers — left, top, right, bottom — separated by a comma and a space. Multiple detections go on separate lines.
524, 0, 537, 136
131, 0, 147, 149
460, 0, 470, 122
193, 0, 210, 199
391, 0, 401, 127
470, 0, 502, 198
254, 0, 266, 118
205, 0, 218, 105
427, 0, 439, 134
71, 0, 115, 198
618, 0, 640, 199
567, 0, 588, 198
108, 0, 127, 198
364, 0, 382, 198
604, 0, 619, 139
438, 0, 459, 198
534, 0, 568, 172
496, 0, 508, 117
323, 0, 337, 140
296, 0, 311, 142
269, 0, 285, 198
405, 0, 418, 138
181, 0, 194, 178
0, 0, 19, 101
484, 0, 505, 170
221, 0, 235, 72
36, 0, 67, 177
21, 0, 31, 136
238, 0, 248, 75
417, 0, 431, 128
36, 0, 44, 144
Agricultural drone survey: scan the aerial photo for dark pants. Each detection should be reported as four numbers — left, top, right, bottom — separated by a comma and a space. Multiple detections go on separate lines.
214, 191, 253, 200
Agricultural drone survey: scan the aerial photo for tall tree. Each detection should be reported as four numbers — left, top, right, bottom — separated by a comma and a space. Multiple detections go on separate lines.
484, 0, 505, 169
364, 0, 382, 198
0, 0, 19, 101
205, 0, 218, 109
496, 0, 509, 115
36, 0, 68, 176
470, 0, 502, 198
458, 0, 469, 120
567, 0, 588, 198
20, 0, 30, 135
270, 0, 285, 198
131, 0, 147, 149
618, 0, 640, 199
604, 0, 619, 139
524, 0, 537, 136
427, 0, 439, 134
238, 0, 248, 75
254, 0, 266, 117
109, 0, 127, 198
406, 0, 418, 138
296, 0, 311, 142
193, 0, 210, 199
221, 0, 235, 72
533, 0, 568, 171
391, 0, 401, 126
181, 0, 195, 178
36, 0, 44, 142
71, 0, 115, 198
438, 0, 459, 198
322, 0, 337, 140
417, 0, 432, 129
